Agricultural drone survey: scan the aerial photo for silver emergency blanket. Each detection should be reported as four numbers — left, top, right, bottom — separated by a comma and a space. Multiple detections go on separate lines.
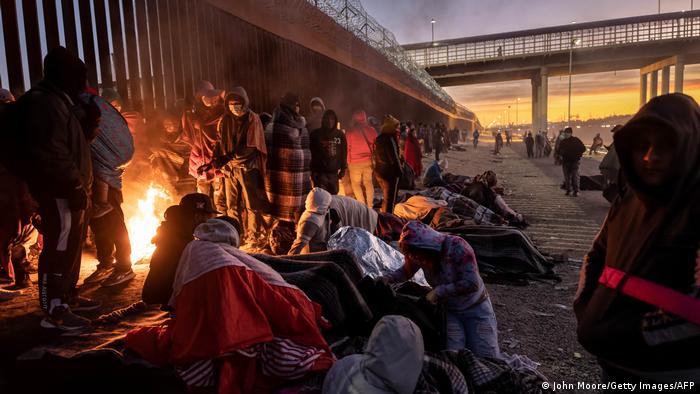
327, 226, 429, 287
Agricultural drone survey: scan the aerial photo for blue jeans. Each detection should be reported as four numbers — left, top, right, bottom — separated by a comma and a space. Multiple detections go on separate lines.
446, 298, 501, 359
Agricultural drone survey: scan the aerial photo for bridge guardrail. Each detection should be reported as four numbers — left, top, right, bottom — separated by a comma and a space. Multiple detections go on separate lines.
406, 11, 700, 68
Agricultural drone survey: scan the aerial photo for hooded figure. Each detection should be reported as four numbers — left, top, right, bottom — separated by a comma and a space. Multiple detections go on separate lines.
322, 315, 424, 394
306, 97, 326, 131
180, 80, 226, 212
374, 115, 402, 213
558, 127, 586, 196
384, 221, 501, 358
16, 47, 96, 330
346, 110, 378, 207
289, 187, 379, 255
404, 126, 423, 177
309, 109, 348, 195
265, 92, 312, 223
575, 94, 700, 383
525, 131, 535, 158
214, 87, 270, 248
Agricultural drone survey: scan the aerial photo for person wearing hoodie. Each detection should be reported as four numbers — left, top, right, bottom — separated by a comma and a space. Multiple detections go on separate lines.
345, 110, 378, 207
525, 131, 535, 158
404, 125, 423, 178
306, 97, 325, 132
15, 47, 99, 330
180, 80, 226, 212
574, 94, 700, 385
309, 109, 347, 195
211, 87, 269, 247
383, 221, 501, 359
266, 92, 312, 224
288, 187, 379, 255
323, 315, 424, 394
374, 115, 403, 213
558, 126, 587, 197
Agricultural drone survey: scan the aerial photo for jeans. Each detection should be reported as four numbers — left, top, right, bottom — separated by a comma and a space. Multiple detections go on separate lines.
224, 169, 269, 242
196, 177, 226, 213
348, 161, 374, 207
90, 198, 132, 271
562, 160, 581, 193
446, 298, 501, 359
376, 175, 399, 214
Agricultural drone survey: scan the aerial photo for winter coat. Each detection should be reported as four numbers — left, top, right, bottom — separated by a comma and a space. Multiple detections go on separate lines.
575, 94, 700, 376
216, 89, 267, 176
525, 135, 534, 149
346, 111, 377, 165
266, 105, 312, 223
310, 110, 347, 174
404, 133, 423, 176
374, 122, 402, 179
180, 102, 224, 180
17, 80, 93, 199
558, 135, 586, 162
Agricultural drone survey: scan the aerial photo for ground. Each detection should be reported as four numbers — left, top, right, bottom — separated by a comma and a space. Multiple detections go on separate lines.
0, 139, 610, 393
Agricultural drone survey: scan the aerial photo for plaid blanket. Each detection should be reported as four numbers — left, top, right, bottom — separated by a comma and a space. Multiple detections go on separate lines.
266, 107, 312, 222
418, 187, 505, 225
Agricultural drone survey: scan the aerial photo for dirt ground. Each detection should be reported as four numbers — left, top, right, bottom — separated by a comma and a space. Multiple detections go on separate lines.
0, 139, 611, 393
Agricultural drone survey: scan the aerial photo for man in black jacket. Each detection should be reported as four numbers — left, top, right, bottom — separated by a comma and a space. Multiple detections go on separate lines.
17, 47, 98, 330
558, 127, 587, 197
310, 109, 347, 195
374, 116, 402, 213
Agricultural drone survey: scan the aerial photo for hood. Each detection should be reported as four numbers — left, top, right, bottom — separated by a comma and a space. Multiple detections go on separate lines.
615, 93, 700, 201
321, 109, 338, 130
352, 110, 368, 126
310, 97, 325, 111
322, 315, 424, 394
193, 218, 240, 247
195, 80, 223, 100
380, 115, 399, 135
399, 220, 446, 252
225, 87, 250, 109
43, 46, 87, 100
305, 187, 332, 215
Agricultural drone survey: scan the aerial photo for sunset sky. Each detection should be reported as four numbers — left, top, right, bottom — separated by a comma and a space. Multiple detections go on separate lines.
363, 0, 700, 123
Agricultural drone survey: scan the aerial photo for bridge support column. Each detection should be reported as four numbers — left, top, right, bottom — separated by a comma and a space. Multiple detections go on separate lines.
640, 74, 648, 107
531, 75, 540, 131
661, 66, 671, 95
539, 68, 548, 132
675, 55, 685, 93
650, 70, 658, 98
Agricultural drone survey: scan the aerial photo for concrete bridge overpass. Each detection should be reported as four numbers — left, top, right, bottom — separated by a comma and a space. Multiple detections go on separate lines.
0, 0, 476, 129
404, 11, 700, 131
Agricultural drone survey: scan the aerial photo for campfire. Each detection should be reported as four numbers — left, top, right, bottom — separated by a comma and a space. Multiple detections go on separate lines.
126, 184, 172, 263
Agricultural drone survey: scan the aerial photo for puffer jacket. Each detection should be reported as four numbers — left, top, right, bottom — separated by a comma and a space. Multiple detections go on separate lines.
346, 111, 377, 165
18, 80, 93, 199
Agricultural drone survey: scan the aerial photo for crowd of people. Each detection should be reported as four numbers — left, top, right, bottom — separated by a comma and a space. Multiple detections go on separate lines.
1, 46, 698, 392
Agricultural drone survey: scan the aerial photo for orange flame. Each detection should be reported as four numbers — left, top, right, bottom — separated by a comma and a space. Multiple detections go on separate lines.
126, 184, 172, 263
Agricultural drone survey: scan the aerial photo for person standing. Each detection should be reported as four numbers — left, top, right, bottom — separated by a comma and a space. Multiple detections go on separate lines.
82, 91, 136, 287
575, 94, 700, 385
558, 127, 586, 197
494, 131, 503, 155
525, 131, 535, 158
535, 131, 545, 158
590, 133, 604, 155
306, 97, 325, 132
472, 129, 480, 149
345, 110, 377, 207
374, 116, 403, 213
17, 47, 98, 330
404, 126, 423, 178
266, 93, 312, 224
433, 124, 443, 161
212, 87, 269, 248
310, 109, 347, 195
505, 129, 512, 146
180, 81, 226, 212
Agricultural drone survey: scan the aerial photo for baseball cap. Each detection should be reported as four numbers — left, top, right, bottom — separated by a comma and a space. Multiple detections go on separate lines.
179, 193, 220, 214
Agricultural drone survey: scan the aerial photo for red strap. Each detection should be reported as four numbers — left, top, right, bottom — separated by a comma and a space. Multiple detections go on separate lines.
599, 266, 700, 327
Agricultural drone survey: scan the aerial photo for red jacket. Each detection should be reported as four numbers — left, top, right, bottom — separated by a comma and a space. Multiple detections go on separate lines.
404, 134, 422, 176
346, 111, 377, 165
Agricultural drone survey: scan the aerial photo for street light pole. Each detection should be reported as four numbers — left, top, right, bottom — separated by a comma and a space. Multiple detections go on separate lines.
431, 18, 436, 43
516, 98, 520, 128
568, 37, 580, 126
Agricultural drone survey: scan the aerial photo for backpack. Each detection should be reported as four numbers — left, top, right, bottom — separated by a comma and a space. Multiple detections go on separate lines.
0, 100, 29, 180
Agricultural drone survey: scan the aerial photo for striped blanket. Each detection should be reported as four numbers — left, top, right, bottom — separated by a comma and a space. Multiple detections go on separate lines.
266, 106, 312, 222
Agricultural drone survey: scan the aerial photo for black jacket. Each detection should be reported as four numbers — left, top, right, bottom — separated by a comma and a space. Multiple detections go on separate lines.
558, 136, 586, 163
310, 110, 347, 173
374, 132, 402, 179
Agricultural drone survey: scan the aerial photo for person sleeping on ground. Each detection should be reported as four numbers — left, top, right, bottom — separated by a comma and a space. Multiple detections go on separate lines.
380, 221, 501, 359
288, 187, 407, 255
127, 217, 334, 393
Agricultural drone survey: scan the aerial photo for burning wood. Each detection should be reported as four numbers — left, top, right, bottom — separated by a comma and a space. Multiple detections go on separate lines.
126, 184, 172, 263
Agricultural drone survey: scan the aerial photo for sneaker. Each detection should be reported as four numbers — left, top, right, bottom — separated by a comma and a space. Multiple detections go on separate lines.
67, 296, 102, 312
101, 268, 136, 287
40, 306, 91, 331
83, 265, 114, 284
